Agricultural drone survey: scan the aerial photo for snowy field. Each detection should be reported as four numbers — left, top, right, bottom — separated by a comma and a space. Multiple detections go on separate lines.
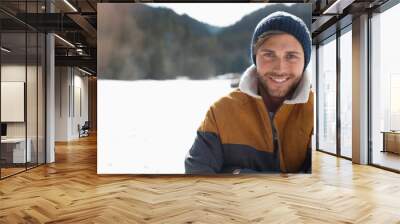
98, 79, 233, 174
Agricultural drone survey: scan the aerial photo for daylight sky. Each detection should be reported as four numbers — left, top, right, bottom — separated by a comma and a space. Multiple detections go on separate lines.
146, 3, 291, 27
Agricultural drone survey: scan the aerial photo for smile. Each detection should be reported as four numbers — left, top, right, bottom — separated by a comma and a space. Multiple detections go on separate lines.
269, 77, 289, 83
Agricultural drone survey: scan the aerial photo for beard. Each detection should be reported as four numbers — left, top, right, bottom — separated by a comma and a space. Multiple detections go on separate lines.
257, 71, 303, 99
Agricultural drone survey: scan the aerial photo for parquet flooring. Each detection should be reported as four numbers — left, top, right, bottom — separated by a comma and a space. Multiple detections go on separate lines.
0, 134, 399, 223
1, 167, 26, 178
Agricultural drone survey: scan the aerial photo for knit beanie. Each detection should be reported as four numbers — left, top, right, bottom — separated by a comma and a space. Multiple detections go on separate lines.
251, 11, 311, 71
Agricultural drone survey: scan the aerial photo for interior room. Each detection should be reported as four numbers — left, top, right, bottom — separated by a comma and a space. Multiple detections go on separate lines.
0, 0, 399, 223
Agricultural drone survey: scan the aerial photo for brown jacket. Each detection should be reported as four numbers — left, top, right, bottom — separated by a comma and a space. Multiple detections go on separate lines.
185, 65, 314, 173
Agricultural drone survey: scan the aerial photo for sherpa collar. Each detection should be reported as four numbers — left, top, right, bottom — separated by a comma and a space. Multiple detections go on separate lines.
238, 65, 311, 104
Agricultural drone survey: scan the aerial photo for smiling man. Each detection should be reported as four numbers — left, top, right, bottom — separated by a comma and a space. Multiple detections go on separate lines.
185, 11, 313, 174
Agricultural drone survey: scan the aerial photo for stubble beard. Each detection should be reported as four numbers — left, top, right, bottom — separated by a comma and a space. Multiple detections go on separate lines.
258, 72, 303, 99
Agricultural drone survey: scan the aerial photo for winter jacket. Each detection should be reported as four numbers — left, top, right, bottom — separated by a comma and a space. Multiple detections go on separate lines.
185, 65, 313, 174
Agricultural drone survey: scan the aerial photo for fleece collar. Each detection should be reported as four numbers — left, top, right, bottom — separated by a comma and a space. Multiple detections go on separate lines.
238, 65, 311, 104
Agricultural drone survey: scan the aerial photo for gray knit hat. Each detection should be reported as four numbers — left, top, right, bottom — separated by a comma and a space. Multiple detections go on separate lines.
251, 11, 311, 71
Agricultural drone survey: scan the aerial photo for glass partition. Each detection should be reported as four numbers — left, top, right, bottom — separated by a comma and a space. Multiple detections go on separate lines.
27, 30, 38, 169
371, 3, 400, 171
0, 1, 46, 179
317, 35, 337, 155
1, 30, 28, 178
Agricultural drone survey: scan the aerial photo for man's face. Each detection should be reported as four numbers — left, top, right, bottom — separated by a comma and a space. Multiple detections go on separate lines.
255, 33, 304, 99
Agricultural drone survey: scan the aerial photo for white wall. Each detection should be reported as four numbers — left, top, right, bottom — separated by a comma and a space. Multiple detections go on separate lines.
55, 67, 89, 141
1, 65, 26, 132
72, 73, 89, 138
1, 65, 38, 138
55, 66, 70, 141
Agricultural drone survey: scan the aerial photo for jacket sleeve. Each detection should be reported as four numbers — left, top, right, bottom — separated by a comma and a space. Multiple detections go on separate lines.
184, 107, 224, 174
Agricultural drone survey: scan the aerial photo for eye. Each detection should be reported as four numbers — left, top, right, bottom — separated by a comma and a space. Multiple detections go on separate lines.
263, 52, 274, 58
286, 54, 299, 60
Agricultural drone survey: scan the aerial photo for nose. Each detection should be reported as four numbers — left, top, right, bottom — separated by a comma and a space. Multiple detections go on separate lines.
272, 57, 289, 74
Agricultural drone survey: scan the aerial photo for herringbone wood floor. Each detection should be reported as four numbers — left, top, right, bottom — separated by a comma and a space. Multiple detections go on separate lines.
0, 134, 400, 223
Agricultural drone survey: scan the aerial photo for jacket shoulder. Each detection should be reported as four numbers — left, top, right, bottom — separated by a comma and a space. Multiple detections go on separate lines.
199, 89, 252, 132
211, 89, 251, 111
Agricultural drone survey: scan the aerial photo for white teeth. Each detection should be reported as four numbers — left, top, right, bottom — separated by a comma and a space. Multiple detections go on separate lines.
271, 77, 288, 83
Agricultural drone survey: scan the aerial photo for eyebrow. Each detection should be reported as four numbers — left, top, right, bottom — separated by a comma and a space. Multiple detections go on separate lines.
259, 49, 302, 55
286, 51, 301, 55
259, 49, 274, 53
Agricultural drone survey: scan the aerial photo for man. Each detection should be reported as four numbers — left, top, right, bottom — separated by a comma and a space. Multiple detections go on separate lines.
185, 11, 313, 174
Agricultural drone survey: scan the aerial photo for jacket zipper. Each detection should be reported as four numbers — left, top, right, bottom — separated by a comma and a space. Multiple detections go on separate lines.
272, 115, 285, 172
266, 104, 285, 172
256, 98, 286, 172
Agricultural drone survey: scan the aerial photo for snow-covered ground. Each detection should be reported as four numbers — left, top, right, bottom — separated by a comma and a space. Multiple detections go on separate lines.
98, 79, 233, 174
